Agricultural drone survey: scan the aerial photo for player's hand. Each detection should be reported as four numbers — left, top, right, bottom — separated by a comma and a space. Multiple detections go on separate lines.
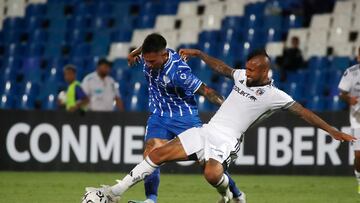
179, 49, 201, 62
127, 54, 141, 67
330, 130, 356, 142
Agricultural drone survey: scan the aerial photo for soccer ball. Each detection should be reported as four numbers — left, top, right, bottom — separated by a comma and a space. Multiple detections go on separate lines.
81, 190, 109, 203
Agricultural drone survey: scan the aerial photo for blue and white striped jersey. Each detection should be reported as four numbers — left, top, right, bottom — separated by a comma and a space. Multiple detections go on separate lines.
143, 49, 203, 117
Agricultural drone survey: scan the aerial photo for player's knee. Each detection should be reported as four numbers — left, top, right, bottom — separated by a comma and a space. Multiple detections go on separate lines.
203, 166, 222, 186
148, 147, 167, 165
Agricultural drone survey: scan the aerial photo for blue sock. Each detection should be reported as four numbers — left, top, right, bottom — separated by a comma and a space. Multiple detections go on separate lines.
225, 171, 242, 198
144, 168, 160, 202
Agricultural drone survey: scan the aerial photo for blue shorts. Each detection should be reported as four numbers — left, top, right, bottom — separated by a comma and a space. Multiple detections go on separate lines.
144, 114, 202, 141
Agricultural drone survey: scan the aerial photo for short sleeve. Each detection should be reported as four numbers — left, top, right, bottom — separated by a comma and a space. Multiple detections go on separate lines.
232, 69, 246, 81
271, 89, 295, 110
75, 85, 87, 100
338, 69, 352, 92
172, 68, 202, 96
81, 77, 91, 96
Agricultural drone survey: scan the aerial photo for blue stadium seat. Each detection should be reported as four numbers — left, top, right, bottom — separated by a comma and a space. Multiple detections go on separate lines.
326, 69, 343, 97
110, 29, 132, 42
263, 28, 282, 42
218, 42, 240, 66
66, 29, 86, 44
0, 94, 15, 109
160, 2, 178, 14
330, 57, 351, 71
284, 82, 304, 101
326, 96, 346, 111
306, 96, 325, 112
16, 94, 36, 110
96, 2, 114, 16
216, 79, 233, 97
113, 58, 129, 70
283, 14, 303, 30
306, 70, 326, 97
244, 14, 263, 29
46, 3, 65, 18
25, 17, 44, 31
20, 81, 40, 99
3, 17, 25, 31
47, 31, 66, 44
308, 56, 329, 71
222, 17, 244, 29
140, 2, 160, 16
264, 15, 282, 30
49, 18, 66, 31
6, 44, 26, 57
66, 16, 92, 30
26, 43, 45, 57
22, 57, 42, 82
2, 31, 20, 44
198, 41, 220, 58
136, 14, 156, 29
74, 3, 96, 17
220, 28, 242, 44
26, 4, 46, 17
30, 30, 48, 43
199, 31, 220, 44
196, 95, 215, 112
42, 94, 57, 110
126, 82, 148, 111
245, 2, 266, 17
43, 43, 63, 57
71, 43, 91, 57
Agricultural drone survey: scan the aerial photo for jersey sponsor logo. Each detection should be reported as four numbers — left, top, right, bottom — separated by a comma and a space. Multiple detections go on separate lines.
233, 85, 257, 101
180, 73, 187, 80
256, 88, 265, 96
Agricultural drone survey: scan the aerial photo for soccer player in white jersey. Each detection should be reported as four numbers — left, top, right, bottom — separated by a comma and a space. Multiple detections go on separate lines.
86, 49, 355, 203
338, 47, 360, 194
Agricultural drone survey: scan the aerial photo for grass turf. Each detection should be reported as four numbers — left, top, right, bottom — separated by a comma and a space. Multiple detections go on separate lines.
0, 171, 358, 203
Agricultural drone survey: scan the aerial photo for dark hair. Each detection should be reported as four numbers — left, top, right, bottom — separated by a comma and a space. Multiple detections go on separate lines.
97, 58, 112, 67
142, 33, 167, 54
63, 64, 77, 73
247, 49, 270, 61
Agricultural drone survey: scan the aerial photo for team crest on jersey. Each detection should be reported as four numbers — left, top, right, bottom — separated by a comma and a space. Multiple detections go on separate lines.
163, 75, 170, 84
180, 73, 187, 80
256, 88, 265, 96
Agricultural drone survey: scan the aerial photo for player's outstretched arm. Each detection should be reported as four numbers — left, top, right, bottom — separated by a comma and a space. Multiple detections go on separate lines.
288, 102, 356, 142
179, 49, 234, 78
128, 46, 142, 66
196, 83, 224, 106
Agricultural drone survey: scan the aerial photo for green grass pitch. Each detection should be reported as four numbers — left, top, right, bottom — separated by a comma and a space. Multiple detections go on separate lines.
0, 171, 358, 203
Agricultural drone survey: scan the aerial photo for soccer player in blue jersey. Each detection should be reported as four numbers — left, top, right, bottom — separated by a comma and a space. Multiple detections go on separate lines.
126, 33, 245, 203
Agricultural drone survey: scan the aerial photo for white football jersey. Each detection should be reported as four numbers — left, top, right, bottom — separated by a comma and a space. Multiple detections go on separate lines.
206, 69, 295, 139
338, 64, 360, 127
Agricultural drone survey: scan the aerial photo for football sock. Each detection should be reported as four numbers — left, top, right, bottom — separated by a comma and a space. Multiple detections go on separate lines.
225, 171, 242, 198
111, 157, 158, 196
355, 170, 360, 185
215, 174, 230, 196
144, 168, 160, 202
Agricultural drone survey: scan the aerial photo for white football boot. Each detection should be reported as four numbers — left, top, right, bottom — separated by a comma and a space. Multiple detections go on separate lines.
85, 185, 120, 203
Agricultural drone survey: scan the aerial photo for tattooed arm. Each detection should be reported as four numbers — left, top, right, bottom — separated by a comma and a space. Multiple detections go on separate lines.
179, 49, 235, 79
195, 83, 224, 106
288, 102, 355, 142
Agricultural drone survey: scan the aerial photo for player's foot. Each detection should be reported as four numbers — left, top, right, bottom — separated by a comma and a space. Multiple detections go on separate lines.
217, 187, 233, 203
85, 185, 120, 203
233, 192, 246, 203
128, 199, 155, 203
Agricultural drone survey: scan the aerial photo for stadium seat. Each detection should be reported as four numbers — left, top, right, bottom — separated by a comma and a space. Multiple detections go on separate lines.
196, 95, 214, 112
25, 4, 46, 17
283, 14, 303, 30
306, 96, 325, 112
264, 15, 282, 30
0, 94, 15, 109
202, 15, 223, 31
284, 82, 304, 101
110, 29, 132, 42
308, 56, 329, 71
177, 1, 199, 17
330, 57, 351, 71
3, 17, 25, 31
222, 16, 244, 29
326, 96, 346, 111
41, 94, 57, 110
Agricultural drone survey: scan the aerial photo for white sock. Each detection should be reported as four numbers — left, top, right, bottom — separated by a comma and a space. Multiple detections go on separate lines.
215, 174, 229, 196
111, 156, 158, 196
355, 170, 360, 185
